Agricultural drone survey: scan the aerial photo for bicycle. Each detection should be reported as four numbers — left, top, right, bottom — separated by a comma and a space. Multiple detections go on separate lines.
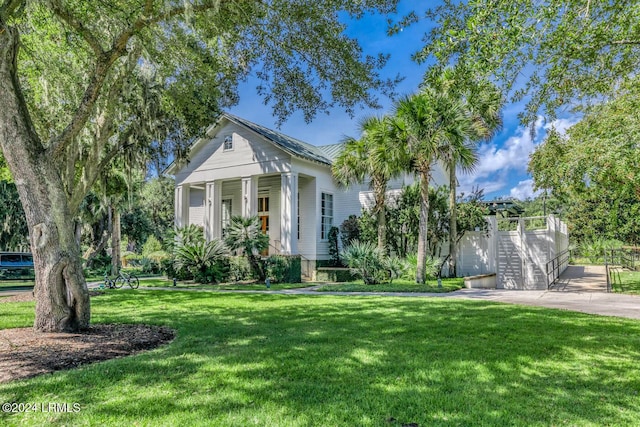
103, 270, 139, 289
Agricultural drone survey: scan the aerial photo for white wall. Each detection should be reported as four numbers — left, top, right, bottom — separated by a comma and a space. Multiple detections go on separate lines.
188, 187, 205, 228
456, 215, 569, 289
291, 158, 337, 260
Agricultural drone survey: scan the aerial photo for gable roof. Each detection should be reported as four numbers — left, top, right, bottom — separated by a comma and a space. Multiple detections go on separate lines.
223, 113, 333, 166
165, 113, 348, 175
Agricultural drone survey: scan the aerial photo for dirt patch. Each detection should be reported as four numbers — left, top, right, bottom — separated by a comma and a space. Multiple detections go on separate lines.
0, 290, 106, 304
0, 292, 35, 303
0, 324, 175, 383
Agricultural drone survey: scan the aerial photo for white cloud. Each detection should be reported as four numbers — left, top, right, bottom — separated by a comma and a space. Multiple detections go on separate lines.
509, 179, 541, 200
458, 117, 579, 195
544, 117, 578, 134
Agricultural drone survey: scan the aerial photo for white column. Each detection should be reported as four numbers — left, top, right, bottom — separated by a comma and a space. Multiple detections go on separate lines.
241, 176, 258, 217
174, 185, 190, 228
174, 186, 182, 228
211, 181, 222, 239
280, 172, 298, 255
204, 181, 222, 241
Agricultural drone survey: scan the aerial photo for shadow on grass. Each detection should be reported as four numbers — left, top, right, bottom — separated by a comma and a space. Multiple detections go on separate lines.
2, 290, 640, 426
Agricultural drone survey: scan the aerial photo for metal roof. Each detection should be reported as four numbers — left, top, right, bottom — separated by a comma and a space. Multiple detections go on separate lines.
223, 113, 333, 166
316, 143, 345, 162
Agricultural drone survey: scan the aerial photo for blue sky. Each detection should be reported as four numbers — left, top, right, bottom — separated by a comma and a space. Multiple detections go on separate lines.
229, 1, 575, 201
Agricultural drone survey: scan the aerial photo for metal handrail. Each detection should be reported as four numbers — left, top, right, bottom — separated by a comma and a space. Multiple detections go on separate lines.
545, 249, 570, 289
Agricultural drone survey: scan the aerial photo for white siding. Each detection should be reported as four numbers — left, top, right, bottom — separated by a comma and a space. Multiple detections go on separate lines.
188, 188, 205, 227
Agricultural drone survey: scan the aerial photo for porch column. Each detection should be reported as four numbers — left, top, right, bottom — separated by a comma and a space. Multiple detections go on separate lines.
280, 172, 298, 255
205, 181, 222, 241
241, 176, 258, 217
174, 184, 190, 228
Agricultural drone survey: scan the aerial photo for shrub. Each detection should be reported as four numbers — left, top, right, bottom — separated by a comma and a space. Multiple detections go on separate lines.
383, 256, 407, 284
265, 255, 301, 283
224, 216, 269, 280
328, 226, 341, 266
579, 238, 623, 263
340, 215, 360, 249
140, 257, 162, 274
341, 240, 386, 285
402, 253, 441, 281
142, 235, 163, 257
228, 256, 252, 281
174, 238, 229, 284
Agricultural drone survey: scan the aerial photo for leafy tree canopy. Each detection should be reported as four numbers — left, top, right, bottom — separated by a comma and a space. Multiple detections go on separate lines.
399, 1, 640, 125
529, 79, 640, 243
3, 0, 401, 213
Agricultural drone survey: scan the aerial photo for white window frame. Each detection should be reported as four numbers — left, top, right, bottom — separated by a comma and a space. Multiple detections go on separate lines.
321, 192, 333, 240
223, 134, 234, 151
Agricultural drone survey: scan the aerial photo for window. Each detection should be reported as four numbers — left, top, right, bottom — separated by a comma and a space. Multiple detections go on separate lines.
221, 199, 232, 233
258, 196, 269, 213
321, 193, 333, 240
223, 135, 233, 151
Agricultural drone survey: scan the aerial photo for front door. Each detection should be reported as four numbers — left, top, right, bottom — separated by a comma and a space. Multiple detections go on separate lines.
258, 196, 269, 255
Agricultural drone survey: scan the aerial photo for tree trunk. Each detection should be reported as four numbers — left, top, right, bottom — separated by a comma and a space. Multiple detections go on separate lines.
416, 168, 431, 284
448, 160, 457, 278
374, 181, 386, 251
111, 206, 121, 276
0, 25, 90, 332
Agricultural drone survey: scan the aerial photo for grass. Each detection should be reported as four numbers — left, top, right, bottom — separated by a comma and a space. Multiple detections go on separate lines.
0, 280, 34, 291
611, 270, 640, 294
314, 278, 464, 293
3, 291, 640, 426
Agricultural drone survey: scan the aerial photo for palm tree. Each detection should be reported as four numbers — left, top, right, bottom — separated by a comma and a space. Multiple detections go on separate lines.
424, 67, 503, 277
394, 89, 477, 284
332, 115, 407, 250
224, 215, 269, 280
174, 238, 229, 283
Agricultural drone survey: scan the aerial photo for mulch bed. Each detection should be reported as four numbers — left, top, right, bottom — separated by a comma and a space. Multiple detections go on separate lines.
0, 291, 175, 383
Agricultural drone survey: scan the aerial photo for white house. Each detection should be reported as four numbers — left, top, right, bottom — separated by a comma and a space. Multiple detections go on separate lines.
166, 113, 448, 274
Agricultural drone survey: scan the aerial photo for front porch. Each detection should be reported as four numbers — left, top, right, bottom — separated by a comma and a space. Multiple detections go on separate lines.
174, 173, 315, 257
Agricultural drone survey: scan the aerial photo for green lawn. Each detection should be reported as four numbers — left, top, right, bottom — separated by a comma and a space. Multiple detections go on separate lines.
0, 280, 34, 290
2, 291, 640, 426
612, 270, 640, 294
314, 278, 464, 293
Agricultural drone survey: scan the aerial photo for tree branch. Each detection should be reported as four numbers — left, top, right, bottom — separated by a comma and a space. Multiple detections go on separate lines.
611, 40, 640, 45
47, 1, 230, 160
48, 0, 104, 56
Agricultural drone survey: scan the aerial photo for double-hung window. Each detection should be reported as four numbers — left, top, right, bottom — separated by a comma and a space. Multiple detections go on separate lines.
223, 135, 233, 151
321, 193, 333, 240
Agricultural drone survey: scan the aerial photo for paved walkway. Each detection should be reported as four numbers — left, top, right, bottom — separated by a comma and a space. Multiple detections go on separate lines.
549, 265, 608, 292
